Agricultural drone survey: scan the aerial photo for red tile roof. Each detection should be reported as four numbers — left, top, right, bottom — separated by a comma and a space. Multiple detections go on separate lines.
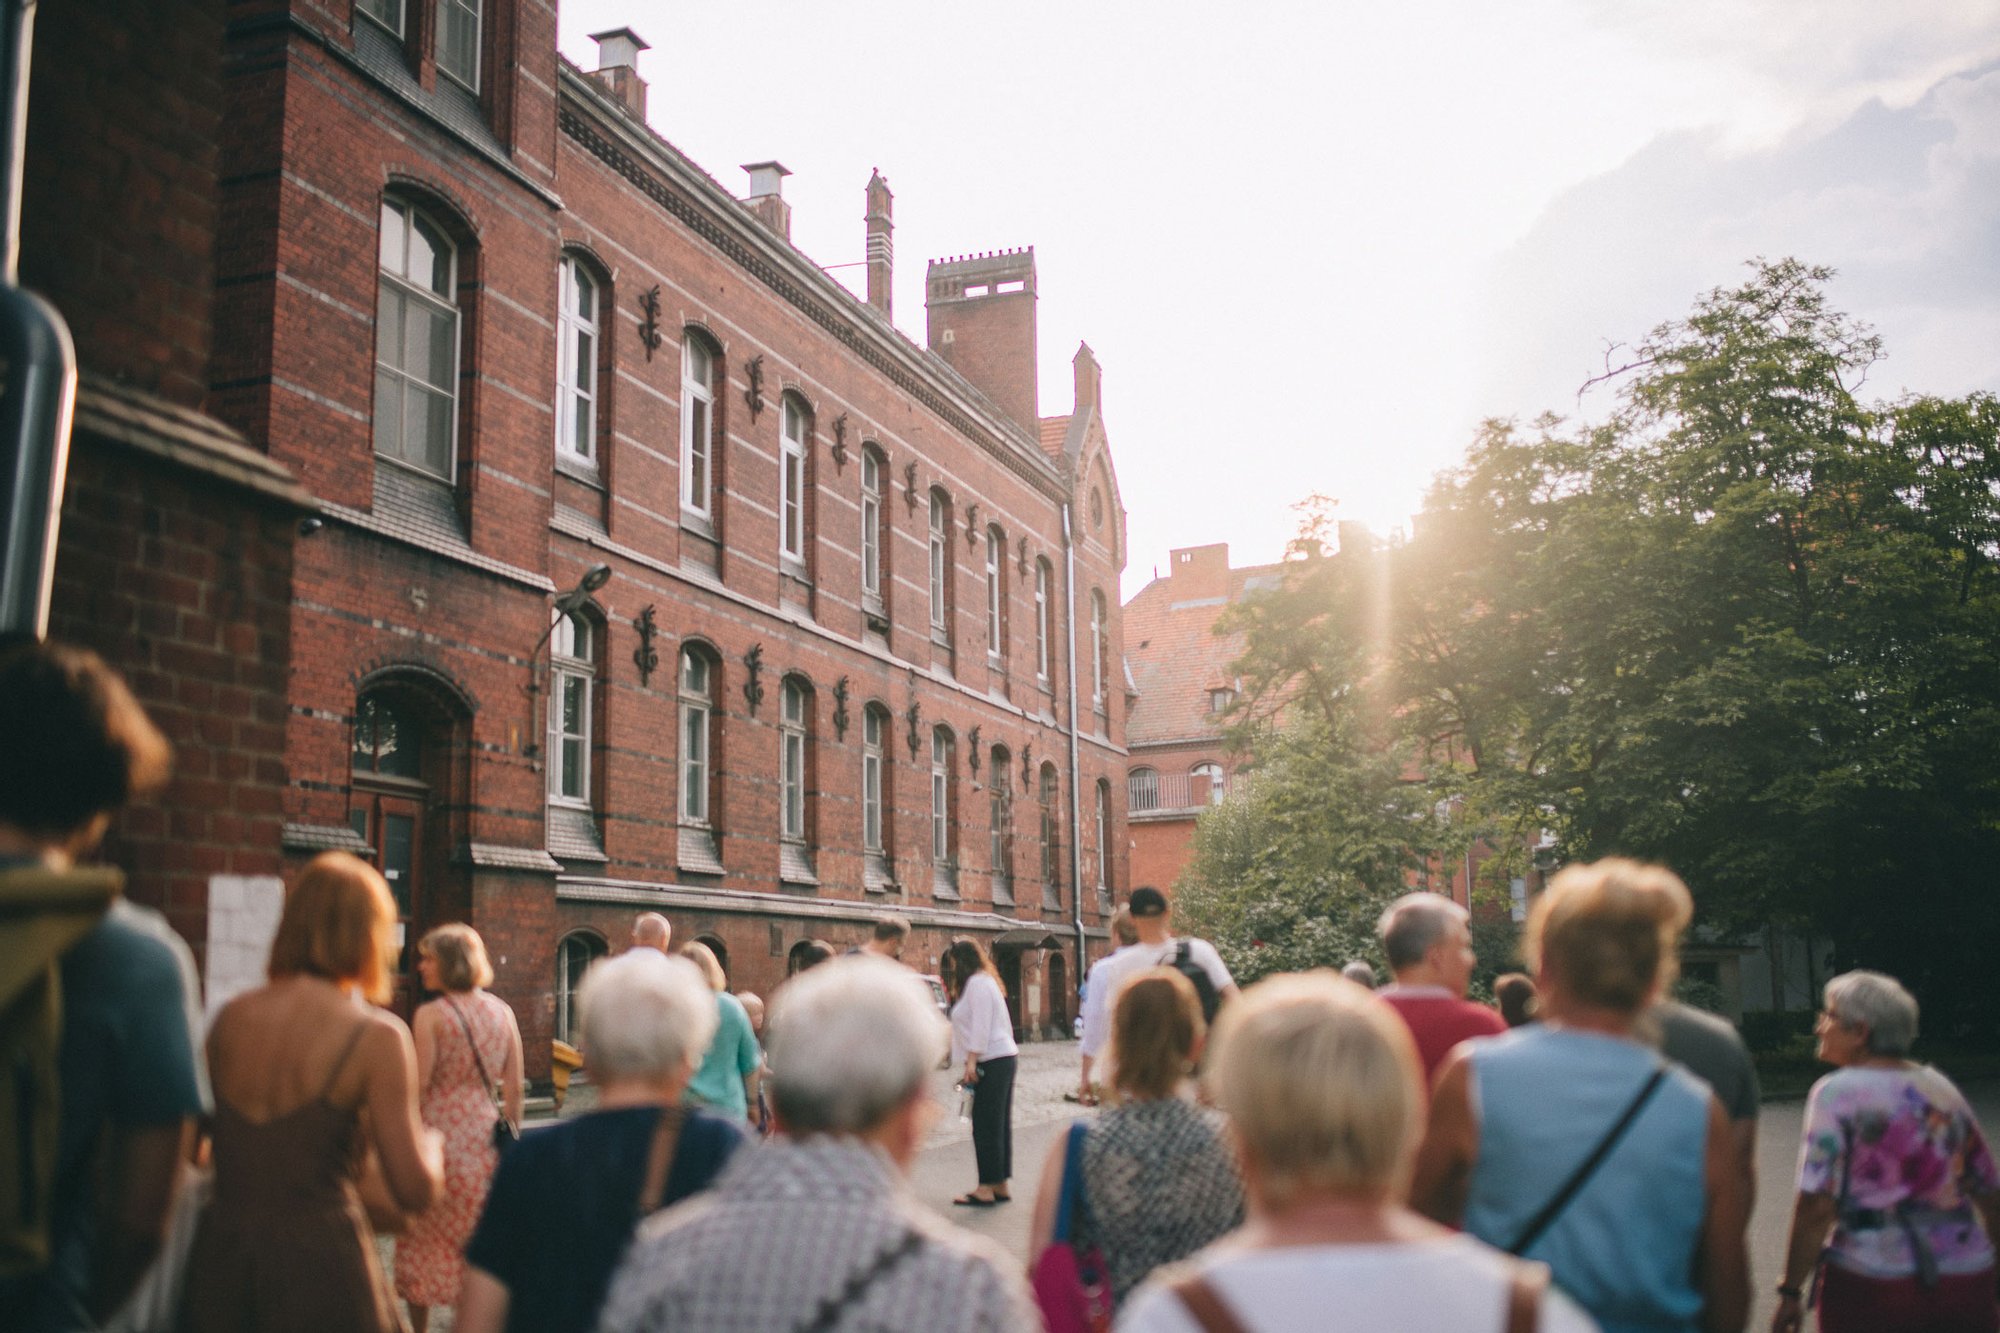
1122, 557, 1291, 748
1038, 415, 1069, 459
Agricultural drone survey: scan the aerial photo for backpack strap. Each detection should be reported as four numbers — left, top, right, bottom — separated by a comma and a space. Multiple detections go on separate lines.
1504, 1260, 1549, 1333
1171, 1274, 1252, 1333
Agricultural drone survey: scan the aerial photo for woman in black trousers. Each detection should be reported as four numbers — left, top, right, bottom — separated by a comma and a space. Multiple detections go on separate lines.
945, 937, 1020, 1206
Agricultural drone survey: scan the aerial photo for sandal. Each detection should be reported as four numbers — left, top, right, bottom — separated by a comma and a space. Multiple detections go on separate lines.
952, 1193, 999, 1207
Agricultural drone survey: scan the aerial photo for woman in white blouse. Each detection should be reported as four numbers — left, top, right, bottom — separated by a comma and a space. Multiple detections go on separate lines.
945, 937, 1020, 1207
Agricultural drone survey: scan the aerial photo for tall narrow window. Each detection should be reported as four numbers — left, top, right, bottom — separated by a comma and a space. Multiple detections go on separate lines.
1034, 557, 1052, 682
928, 490, 951, 643
861, 447, 884, 606
356, 0, 402, 34
781, 679, 809, 844
374, 198, 458, 480
931, 726, 957, 894
680, 335, 715, 518
1090, 589, 1108, 708
1192, 761, 1226, 806
678, 648, 712, 823
985, 526, 1006, 665
862, 705, 886, 853
780, 396, 808, 565
554, 932, 607, 1045
989, 745, 1013, 903
1095, 778, 1112, 890
438, 0, 481, 89
1039, 762, 1061, 901
555, 257, 597, 464
547, 612, 593, 805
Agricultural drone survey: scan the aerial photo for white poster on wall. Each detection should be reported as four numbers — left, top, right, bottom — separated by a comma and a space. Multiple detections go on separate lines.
204, 873, 285, 1022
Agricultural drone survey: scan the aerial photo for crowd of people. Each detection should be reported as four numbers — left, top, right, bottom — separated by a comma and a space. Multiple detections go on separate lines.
8, 635, 2000, 1333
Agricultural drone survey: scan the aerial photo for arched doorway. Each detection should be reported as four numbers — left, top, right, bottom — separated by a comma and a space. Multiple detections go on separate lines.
696, 933, 730, 985
554, 931, 607, 1046
1046, 951, 1069, 1035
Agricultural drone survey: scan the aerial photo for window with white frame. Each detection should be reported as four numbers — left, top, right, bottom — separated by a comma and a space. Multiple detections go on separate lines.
554, 932, 606, 1045
374, 197, 458, 481
989, 745, 1012, 901
547, 611, 593, 805
928, 490, 951, 642
555, 256, 597, 464
1192, 761, 1226, 806
1128, 766, 1160, 813
861, 447, 884, 606
780, 678, 810, 845
985, 525, 1006, 664
780, 396, 808, 565
355, 0, 402, 34
1095, 778, 1112, 889
678, 647, 713, 823
438, 0, 481, 90
1039, 762, 1060, 892
1034, 557, 1052, 681
931, 727, 955, 868
1090, 589, 1108, 708
862, 704, 887, 854
680, 334, 716, 517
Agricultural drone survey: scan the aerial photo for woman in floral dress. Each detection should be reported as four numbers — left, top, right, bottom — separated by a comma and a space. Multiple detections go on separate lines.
1773, 970, 2000, 1333
396, 924, 523, 1333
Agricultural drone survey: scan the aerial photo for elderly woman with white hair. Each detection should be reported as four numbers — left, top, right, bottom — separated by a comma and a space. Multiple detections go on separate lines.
1117, 972, 1596, 1332
453, 950, 746, 1333
1772, 971, 2000, 1333
598, 956, 1038, 1333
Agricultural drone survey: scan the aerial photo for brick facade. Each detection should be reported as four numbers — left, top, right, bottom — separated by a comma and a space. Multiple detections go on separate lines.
202, 4, 1130, 1074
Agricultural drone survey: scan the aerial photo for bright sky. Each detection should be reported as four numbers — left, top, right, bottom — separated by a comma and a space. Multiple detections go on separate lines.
555, 1, 2000, 596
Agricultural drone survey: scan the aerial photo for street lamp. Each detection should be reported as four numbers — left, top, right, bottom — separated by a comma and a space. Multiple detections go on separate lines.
523, 563, 611, 764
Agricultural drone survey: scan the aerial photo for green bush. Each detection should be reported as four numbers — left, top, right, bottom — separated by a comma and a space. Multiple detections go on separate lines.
1739, 1009, 1816, 1053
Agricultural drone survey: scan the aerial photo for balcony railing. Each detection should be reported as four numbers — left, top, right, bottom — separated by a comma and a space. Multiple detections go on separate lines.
1128, 769, 1230, 813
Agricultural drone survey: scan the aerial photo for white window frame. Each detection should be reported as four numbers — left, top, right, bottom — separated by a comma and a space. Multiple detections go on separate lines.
862, 706, 885, 853
555, 932, 605, 1045
985, 526, 1005, 664
931, 728, 953, 865
988, 749, 1012, 896
1095, 778, 1111, 889
438, 0, 481, 91
861, 449, 882, 603
1034, 558, 1051, 681
555, 257, 598, 465
355, 0, 403, 36
679, 335, 715, 518
781, 679, 808, 843
928, 491, 950, 640
547, 612, 592, 806
374, 197, 459, 482
780, 396, 808, 565
1090, 590, 1108, 707
679, 648, 712, 824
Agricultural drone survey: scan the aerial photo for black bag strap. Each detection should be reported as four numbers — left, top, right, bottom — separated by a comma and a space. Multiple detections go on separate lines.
443, 996, 504, 1118
1507, 1063, 1667, 1256
792, 1230, 925, 1333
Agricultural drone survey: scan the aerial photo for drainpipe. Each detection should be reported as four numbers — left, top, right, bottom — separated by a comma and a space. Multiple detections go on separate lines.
1062, 502, 1086, 983
0, 0, 78, 640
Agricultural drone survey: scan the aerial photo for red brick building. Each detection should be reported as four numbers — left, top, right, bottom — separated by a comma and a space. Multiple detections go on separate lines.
206, 6, 1129, 1070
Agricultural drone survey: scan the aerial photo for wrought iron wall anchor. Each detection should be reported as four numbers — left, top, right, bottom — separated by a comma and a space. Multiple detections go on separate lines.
744, 354, 765, 420
903, 461, 920, 513
637, 286, 664, 360
905, 699, 922, 760
832, 675, 851, 740
632, 604, 660, 685
1017, 535, 1029, 575
964, 504, 981, 549
742, 643, 766, 714
967, 727, 982, 785
831, 413, 849, 471
1021, 742, 1034, 788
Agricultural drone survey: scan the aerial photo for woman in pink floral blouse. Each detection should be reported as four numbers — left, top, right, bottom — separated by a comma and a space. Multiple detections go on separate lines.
1774, 971, 2000, 1333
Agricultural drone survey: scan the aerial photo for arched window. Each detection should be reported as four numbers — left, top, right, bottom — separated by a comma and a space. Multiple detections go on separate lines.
1090, 589, 1108, 709
678, 645, 715, 824
779, 395, 810, 565
438, 0, 481, 89
1191, 761, 1226, 806
680, 331, 717, 519
861, 446, 887, 613
985, 525, 1007, 665
555, 255, 599, 464
374, 196, 459, 480
1095, 778, 1113, 892
928, 488, 952, 645
780, 677, 814, 873
1034, 557, 1053, 683
1039, 762, 1061, 904
931, 725, 957, 893
547, 610, 595, 806
353, 695, 423, 779
862, 703, 893, 886
1127, 766, 1159, 813
989, 744, 1013, 904
554, 931, 607, 1045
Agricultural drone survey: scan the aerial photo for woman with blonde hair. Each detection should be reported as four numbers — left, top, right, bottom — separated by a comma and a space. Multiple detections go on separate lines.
394, 923, 523, 1333
679, 940, 762, 1128
1028, 969, 1242, 1313
1119, 972, 1594, 1331
1413, 859, 1750, 1333
180, 852, 443, 1332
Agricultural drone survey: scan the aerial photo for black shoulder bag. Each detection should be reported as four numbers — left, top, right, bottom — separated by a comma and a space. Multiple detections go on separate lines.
445, 996, 520, 1155
1506, 1063, 1668, 1256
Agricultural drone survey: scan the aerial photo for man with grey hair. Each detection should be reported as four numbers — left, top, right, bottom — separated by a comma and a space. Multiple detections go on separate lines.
1376, 891, 1504, 1079
597, 956, 1037, 1332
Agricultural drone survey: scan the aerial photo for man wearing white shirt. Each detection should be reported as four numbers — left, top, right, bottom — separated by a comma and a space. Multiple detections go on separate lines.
1079, 887, 1237, 1094
1074, 907, 1140, 1104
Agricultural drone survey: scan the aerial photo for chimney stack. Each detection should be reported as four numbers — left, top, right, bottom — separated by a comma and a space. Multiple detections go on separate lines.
742, 161, 792, 241
865, 170, 894, 320
1072, 341, 1102, 417
925, 248, 1038, 430
588, 28, 650, 121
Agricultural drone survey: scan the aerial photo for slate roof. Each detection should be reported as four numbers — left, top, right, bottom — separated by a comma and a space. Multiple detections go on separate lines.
1122, 558, 1291, 748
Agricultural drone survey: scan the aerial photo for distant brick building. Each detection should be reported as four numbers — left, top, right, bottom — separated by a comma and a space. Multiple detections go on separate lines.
202, 6, 1128, 1071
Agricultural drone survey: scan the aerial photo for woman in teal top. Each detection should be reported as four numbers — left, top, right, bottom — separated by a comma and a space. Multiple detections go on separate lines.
679, 941, 762, 1127
1414, 858, 1750, 1333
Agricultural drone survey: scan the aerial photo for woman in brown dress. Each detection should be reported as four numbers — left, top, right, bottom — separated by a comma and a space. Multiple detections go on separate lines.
395, 924, 522, 1333
180, 852, 443, 1332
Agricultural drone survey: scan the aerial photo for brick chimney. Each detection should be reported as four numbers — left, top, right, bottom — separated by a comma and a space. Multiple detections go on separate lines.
1168, 544, 1230, 602
742, 161, 792, 241
1073, 341, 1102, 417
588, 28, 649, 120
925, 248, 1037, 430
865, 170, 894, 320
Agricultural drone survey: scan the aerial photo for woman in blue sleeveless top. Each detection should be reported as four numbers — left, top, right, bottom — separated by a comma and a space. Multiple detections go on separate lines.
1413, 858, 1750, 1333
